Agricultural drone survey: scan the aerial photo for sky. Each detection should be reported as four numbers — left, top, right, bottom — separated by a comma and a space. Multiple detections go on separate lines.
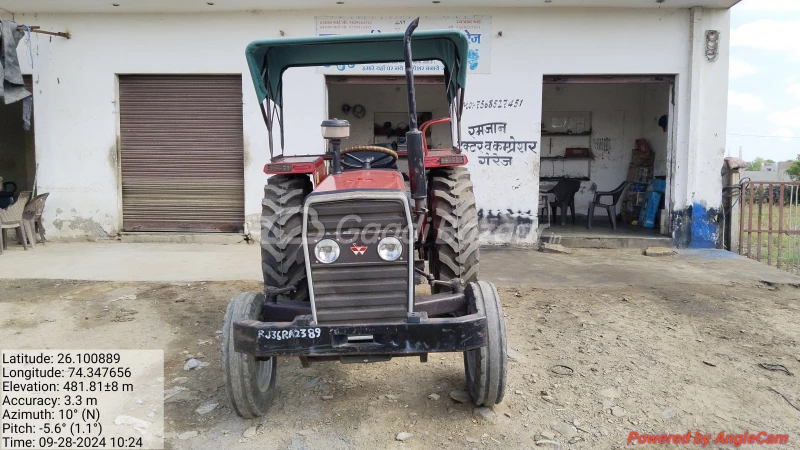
727, 0, 800, 163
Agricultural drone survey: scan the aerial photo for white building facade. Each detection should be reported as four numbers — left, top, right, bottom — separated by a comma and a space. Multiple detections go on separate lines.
1, 0, 737, 248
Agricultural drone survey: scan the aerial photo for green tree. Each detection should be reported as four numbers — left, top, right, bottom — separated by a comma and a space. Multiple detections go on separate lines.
747, 157, 764, 171
787, 155, 800, 181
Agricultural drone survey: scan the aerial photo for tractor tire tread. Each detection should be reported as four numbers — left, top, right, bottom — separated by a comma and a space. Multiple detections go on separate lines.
261, 175, 311, 302
430, 167, 480, 292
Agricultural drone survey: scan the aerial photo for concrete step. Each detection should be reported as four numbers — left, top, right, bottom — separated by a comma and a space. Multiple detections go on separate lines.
546, 235, 672, 249
119, 232, 247, 245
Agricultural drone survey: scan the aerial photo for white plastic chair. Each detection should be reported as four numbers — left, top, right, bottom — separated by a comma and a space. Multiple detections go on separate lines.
0, 191, 32, 253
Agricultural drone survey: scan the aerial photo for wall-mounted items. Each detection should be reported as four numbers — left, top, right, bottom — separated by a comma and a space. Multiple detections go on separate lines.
373, 112, 433, 146
658, 114, 668, 132
341, 103, 367, 118
565, 147, 591, 158
352, 104, 366, 118
705, 30, 719, 62
542, 111, 591, 136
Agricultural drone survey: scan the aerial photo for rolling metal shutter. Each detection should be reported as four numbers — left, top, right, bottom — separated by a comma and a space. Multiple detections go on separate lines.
119, 75, 244, 232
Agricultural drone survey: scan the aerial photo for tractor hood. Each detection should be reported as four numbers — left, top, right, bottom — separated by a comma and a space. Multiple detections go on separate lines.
311, 170, 407, 194
245, 30, 469, 106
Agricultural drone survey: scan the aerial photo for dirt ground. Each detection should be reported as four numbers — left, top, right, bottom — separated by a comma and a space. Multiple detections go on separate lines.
1, 272, 799, 450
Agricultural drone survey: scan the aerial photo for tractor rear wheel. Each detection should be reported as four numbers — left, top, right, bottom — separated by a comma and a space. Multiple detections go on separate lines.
261, 174, 312, 301
463, 281, 507, 407
222, 292, 277, 418
429, 167, 480, 293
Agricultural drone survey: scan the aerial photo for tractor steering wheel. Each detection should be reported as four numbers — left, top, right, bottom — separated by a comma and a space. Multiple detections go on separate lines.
340, 145, 399, 169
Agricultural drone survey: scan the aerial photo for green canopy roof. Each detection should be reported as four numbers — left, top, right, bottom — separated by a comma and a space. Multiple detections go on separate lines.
245, 30, 469, 106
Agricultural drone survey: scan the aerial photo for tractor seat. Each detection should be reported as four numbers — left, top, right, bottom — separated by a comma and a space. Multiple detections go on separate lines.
341, 143, 398, 171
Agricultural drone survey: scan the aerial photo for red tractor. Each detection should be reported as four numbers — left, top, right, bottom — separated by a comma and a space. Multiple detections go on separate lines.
222, 18, 507, 418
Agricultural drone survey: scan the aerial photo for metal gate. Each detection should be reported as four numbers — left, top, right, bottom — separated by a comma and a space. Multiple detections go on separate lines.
738, 181, 800, 274
119, 75, 244, 232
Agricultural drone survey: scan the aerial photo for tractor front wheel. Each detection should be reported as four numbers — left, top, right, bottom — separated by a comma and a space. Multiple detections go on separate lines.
429, 167, 480, 294
463, 281, 507, 407
222, 292, 277, 418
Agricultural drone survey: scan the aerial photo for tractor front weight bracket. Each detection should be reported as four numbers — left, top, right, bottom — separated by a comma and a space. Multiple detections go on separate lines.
263, 285, 296, 303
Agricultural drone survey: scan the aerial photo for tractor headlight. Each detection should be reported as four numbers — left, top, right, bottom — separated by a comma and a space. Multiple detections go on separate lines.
314, 239, 340, 264
377, 237, 403, 261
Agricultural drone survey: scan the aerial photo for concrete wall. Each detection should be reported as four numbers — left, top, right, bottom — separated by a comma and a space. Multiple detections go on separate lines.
741, 166, 794, 183
11, 5, 730, 247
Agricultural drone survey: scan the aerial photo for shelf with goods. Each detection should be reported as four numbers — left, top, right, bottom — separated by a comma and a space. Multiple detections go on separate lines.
539, 111, 594, 183
540, 133, 593, 182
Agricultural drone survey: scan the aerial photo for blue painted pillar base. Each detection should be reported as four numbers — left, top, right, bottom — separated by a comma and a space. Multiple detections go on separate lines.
672, 203, 721, 249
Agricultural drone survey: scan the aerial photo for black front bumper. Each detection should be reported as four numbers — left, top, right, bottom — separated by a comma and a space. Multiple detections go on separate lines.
233, 313, 487, 357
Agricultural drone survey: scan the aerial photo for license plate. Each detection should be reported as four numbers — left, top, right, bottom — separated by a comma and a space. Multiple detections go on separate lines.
258, 328, 322, 341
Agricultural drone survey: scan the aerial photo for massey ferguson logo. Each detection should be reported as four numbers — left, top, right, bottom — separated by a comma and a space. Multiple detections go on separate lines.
350, 243, 367, 255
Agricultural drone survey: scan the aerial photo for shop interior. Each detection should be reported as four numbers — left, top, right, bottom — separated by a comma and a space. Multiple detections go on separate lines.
538, 77, 673, 243
325, 76, 453, 174
0, 75, 35, 209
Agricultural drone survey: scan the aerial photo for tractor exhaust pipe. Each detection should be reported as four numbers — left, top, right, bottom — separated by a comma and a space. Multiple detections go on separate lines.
403, 18, 427, 213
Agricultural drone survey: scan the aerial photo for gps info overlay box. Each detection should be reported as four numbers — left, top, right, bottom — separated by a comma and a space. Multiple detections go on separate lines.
1, 350, 164, 449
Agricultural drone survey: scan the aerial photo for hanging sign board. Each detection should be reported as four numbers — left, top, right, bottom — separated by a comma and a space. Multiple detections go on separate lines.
315, 16, 492, 75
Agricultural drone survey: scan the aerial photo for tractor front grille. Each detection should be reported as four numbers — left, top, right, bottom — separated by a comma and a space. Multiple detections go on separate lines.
306, 198, 411, 324
311, 264, 408, 322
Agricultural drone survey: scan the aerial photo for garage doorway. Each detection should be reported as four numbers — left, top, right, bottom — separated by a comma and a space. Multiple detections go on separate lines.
0, 75, 36, 208
538, 75, 674, 245
119, 75, 244, 232
325, 76, 454, 174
